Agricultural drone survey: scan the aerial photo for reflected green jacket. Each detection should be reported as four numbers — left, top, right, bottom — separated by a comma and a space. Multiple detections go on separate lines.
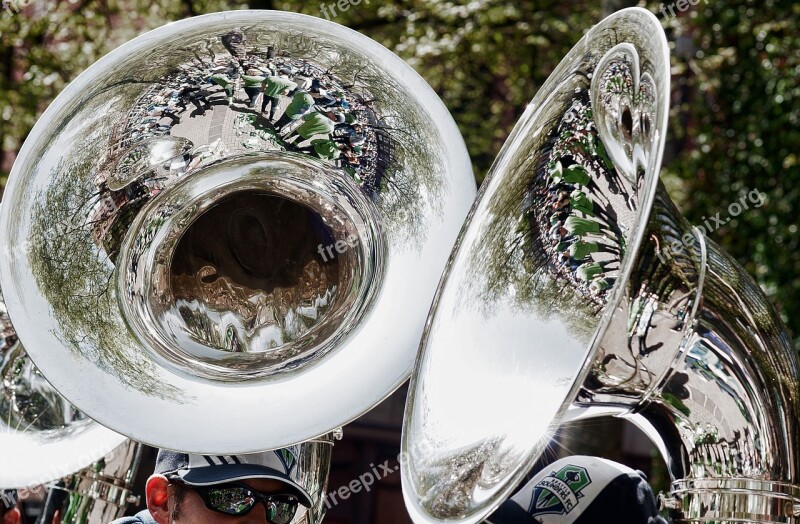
263, 75, 297, 97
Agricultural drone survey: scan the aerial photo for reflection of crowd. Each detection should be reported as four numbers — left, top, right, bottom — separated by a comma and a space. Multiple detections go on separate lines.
223, 47, 383, 182
538, 159, 620, 300
92, 37, 388, 254
530, 98, 631, 302
108, 44, 384, 186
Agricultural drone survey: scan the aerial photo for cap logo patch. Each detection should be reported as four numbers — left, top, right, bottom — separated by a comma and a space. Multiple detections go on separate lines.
528, 464, 591, 517
276, 446, 299, 474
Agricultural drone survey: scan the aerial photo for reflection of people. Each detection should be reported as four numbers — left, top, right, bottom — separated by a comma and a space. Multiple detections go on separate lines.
286, 111, 343, 144
261, 68, 298, 120
110, 449, 313, 524
486, 456, 668, 524
177, 84, 211, 114
308, 138, 342, 160
0, 490, 21, 524
276, 90, 315, 129
242, 69, 266, 109
209, 72, 235, 103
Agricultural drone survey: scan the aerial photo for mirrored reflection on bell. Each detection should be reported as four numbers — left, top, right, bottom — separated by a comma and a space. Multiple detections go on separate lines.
0, 11, 475, 455
0, 284, 141, 524
402, 7, 800, 524
0, 287, 129, 491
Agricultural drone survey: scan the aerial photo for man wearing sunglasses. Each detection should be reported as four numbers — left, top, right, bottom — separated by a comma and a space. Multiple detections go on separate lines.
112, 449, 312, 524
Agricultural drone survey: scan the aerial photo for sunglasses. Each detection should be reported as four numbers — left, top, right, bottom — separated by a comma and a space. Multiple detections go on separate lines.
182, 481, 300, 523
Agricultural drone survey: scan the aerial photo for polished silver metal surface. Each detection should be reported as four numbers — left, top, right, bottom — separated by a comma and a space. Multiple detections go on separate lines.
289, 432, 338, 524
0, 288, 128, 489
0, 11, 475, 453
50, 439, 143, 524
402, 7, 800, 524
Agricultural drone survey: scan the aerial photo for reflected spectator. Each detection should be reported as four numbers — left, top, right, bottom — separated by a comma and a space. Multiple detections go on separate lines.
242, 68, 266, 109
209, 71, 235, 104
276, 89, 315, 129
177, 83, 211, 114
306, 138, 343, 160
285, 111, 343, 144
261, 67, 298, 120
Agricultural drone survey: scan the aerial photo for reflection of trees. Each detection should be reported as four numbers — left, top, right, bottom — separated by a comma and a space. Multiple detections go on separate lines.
345, 58, 445, 251
456, 59, 653, 342
15, 20, 456, 394
414, 437, 502, 519
27, 132, 179, 400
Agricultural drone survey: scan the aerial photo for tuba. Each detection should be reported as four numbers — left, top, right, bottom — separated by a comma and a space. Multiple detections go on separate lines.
38, 440, 143, 524
0, 288, 140, 522
402, 7, 799, 524
0, 9, 475, 523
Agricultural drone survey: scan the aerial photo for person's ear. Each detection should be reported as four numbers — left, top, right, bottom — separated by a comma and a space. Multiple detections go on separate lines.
146, 475, 171, 524
3, 507, 21, 524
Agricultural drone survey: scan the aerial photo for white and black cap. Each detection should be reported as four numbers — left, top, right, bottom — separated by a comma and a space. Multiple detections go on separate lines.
486, 455, 668, 524
155, 448, 313, 507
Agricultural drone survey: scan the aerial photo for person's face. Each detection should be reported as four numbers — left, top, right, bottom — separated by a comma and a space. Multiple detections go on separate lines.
148, 476, 299, 524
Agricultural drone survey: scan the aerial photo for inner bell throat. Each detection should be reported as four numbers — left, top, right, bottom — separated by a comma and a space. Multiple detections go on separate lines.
168, 192, 342, 353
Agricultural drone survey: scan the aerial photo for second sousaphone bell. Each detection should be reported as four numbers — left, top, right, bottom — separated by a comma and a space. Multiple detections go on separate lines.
402, 8, 800, 524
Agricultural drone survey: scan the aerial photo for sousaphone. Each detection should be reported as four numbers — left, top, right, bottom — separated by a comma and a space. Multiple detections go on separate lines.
402, 8, 800, 523
0, 287, 140, 521
0, 10, 475, 521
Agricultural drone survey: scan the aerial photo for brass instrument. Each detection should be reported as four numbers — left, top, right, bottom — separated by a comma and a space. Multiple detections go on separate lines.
1, 289, 139, 522
43, 440, 142, 524
0, 10, 476, 523
402, 8, 800, 524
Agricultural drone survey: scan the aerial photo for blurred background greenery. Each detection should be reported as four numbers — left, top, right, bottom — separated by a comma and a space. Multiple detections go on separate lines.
0, 0, 797, 351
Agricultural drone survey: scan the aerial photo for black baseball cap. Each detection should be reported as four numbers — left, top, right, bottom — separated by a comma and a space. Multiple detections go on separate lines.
486, 456, 668, 524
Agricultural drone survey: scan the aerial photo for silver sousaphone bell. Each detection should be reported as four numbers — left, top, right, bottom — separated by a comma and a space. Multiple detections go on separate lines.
0, 287, 140, 521
402, 7, 800, 524
0, 9, 476, 523
0, 9, 475, 453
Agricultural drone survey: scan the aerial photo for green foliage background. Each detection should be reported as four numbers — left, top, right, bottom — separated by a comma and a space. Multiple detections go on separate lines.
0, 0, 797, 349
